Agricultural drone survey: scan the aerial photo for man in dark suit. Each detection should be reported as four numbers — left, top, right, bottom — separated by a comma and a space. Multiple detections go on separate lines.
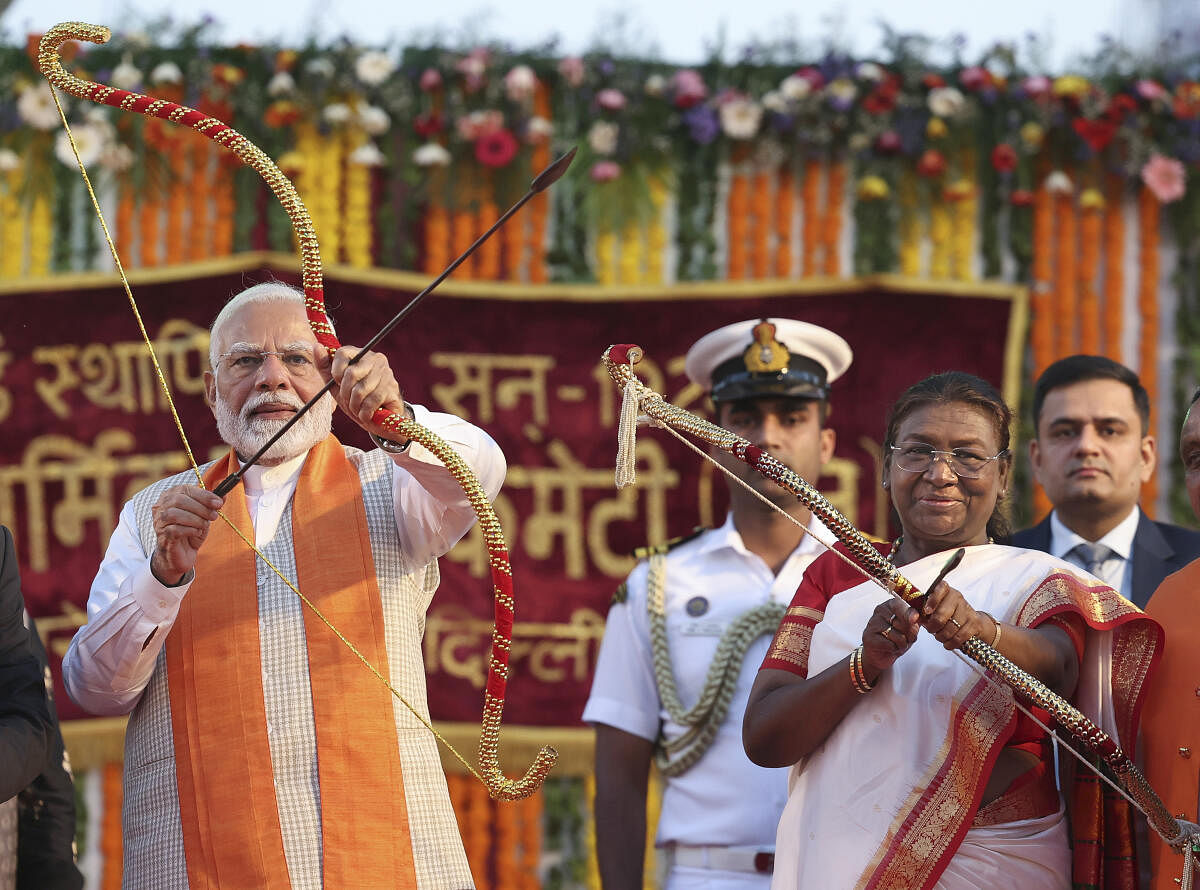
1013, 355, 1200, 607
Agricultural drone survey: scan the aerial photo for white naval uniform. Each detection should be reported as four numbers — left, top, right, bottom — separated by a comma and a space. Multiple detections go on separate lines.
583, 513, 832, 889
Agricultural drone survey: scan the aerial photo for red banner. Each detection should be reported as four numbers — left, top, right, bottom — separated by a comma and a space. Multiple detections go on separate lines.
0, 258, 1024, 725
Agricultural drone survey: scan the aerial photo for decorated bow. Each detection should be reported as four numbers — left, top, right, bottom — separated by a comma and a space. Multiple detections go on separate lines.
604, 343, 1200, 857
39, 21, 556, 800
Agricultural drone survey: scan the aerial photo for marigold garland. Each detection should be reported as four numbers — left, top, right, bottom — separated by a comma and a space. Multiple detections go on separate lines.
1139, 184, 1160, 514
596, 227, 617, 285
929, 192, 951, 279
898, 170, 921, 276
212, 156, 236, 257
477, 196, 502, 280
618, 219, 642, 284
646, 174, 669, 283
502, 185, 526, 281
950, 152, 976, 280
822, 160, 845, 276
775, 164, 795, 277
424, 188, 451, 275
519, 792, 542, 890
343, 128, 374, 269
101, 761, 123, 890
29, 192, 53, 276
466, 773, 492, 880
187, 140, 212, 262
495, 782, 517, 886
138, 194, 161, 268
1054, 191, 1078, 358
1103, 173, 1125, 359
1, 170, 23, 278
166, 136, 191, 266
584, 774, 600, 890
528, 81, 552, 283
1031, 178, 1055, 519
451, 202, 477, 280
318, 127, 344, 263
801, 158, 820, 275
726, 155, 750, 279
751, 169, 771, 278
1078, 197, 1103, 354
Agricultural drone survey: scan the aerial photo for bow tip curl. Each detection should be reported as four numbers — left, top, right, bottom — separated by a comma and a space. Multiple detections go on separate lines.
40, 22, 112, 66
605, 344, 644, 367
483, 745, 559, 801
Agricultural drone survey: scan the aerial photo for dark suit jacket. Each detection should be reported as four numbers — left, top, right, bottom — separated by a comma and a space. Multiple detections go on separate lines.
1011, 510, 1200, 608
0, 525, 54, 802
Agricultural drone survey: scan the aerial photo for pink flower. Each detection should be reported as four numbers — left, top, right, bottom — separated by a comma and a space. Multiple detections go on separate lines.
797, 66, 825, 90
455, 109, 504, 141
671, 69, 708, 109
456, 49, 488, 92
590, 160, 621, 182
1135, 79, 1167, 102
596, 88, 627, 111
504, 64, 537, 102
1022, 75, 1051, 99
558, 56, 585, 88
1141, 153, 1187, 203
959, 66, 992, 91
419, 68, 443, 92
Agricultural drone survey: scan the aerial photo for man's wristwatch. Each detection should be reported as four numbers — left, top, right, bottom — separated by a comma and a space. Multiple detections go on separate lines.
371, 402, 415, 453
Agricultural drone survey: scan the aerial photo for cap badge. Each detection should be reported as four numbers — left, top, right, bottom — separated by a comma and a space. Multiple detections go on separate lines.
742, 321, 790, 374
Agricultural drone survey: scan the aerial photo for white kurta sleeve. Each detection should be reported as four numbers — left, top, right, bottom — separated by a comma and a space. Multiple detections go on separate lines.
62, 500, 191, 716
384, 403, 507, 567
581, 565, 662, 741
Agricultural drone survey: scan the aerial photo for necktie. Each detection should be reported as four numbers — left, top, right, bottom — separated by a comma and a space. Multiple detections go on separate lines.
1070, 541, 1114, 577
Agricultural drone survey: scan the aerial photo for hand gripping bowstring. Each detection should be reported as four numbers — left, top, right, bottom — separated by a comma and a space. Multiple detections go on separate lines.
39, 22, 556, 800
604, 343, 1200, 862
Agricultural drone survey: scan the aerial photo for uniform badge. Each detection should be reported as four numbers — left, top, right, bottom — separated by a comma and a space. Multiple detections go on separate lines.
685, 596, 709, 617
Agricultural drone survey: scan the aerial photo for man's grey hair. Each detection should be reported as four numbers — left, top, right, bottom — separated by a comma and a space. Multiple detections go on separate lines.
208, 281, 335, 370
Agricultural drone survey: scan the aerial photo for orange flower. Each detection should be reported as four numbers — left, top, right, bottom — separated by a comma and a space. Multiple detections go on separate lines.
264, 100, 302, 128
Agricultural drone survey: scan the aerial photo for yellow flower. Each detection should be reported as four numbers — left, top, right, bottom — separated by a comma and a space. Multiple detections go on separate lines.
1080, 188, 1106, 210
1053, 75, 1089, 99
926, 118, 948, 140
1019, 122, 1044, 149
943, 179, 974, 202
857, 175, 890, 200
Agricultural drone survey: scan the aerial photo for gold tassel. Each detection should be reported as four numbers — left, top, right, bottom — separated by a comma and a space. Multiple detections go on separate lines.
615, 378, 640, 489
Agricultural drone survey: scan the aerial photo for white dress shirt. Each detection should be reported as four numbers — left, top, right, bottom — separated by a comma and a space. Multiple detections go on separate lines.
63, 404, 505, 716
1048, 506, 1140, 597
583, 512, 833, 851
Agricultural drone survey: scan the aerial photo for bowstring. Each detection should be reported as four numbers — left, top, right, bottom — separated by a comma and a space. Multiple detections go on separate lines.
649, 414, 1159, 822
50, 85, 486, 785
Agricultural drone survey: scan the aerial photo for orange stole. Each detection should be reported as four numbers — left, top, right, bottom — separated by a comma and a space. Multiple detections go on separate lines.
165, 436, 418, 888
1143, 560, 1200, 890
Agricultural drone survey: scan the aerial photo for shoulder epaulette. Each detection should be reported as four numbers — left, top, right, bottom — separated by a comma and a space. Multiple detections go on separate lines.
610, 581, 628, 606
631, 526, 707, 560
861, 531, 889, 545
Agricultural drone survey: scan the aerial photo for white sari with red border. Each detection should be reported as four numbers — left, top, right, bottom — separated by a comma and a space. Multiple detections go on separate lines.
769, 544, 1157, 890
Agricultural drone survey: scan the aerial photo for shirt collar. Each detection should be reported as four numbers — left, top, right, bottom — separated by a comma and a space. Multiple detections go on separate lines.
1048, 505, 1140, 561
698, 511, 835, 559
240, 449, 308, 495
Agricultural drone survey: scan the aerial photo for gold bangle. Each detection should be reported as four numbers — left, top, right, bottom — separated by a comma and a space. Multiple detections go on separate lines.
849, 645, 873, 694
979, 611, 1002, 648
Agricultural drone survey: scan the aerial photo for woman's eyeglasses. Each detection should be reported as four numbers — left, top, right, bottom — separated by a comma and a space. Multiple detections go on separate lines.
889, 443, 1009, 479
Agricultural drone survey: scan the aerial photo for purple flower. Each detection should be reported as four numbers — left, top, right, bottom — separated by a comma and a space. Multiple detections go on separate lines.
683, 106, 719, 144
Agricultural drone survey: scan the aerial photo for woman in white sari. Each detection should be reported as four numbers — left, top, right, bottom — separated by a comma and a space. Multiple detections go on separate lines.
743, 372, 1159, 890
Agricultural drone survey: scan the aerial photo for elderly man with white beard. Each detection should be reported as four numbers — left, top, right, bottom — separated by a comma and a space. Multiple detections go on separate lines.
62, 282, 504, 890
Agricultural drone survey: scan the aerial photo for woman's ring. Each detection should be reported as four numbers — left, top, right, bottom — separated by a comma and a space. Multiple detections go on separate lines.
880, 625, 892, 641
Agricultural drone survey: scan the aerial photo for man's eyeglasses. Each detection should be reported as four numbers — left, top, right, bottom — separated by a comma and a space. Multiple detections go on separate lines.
889, 443, 1009, 479
217, 349, 320, 380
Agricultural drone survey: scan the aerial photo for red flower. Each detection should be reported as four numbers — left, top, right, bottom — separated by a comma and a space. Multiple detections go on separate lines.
1174, 83, 1200, 119
1106, 94, 1137, 120
916, 149, 947, 178
875, 130, 902, 154
1071, 117, 1117, 152
863, 90, 896, 114
1010, 189, 1035, 207
474, 128, 518, 168
921, 72, 945, 89
990, 143, 1018, 173
264, 101, 301, 129
414, 112, 444, 138
960, 66, 992, 91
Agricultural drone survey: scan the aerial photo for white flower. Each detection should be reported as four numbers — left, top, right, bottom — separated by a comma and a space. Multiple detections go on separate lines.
644, 73, 666, 96
856, 62, 885, 82
719, 97, 763, 140
525, 115, 553, 143
1044, 170, 1074, 194
55, 124, 107, 167
150, 62, 183, 85
111, 57, 143, 90
761, 90, 787, 113
927, 86, 965, 118
349, 142, 386, 166
355, 50, 395, 86
99, 143, 135, 172
17, 83, 61, 130
413, 142, 451, 167
268, 72, 295, 96
504, 64, 536, 102
124, 30, 150, 49
0, 149, 20, 172
359, 105, 390, 136
779, 73, 812, 101
323, 102, 353, 125
588, 120, 619, 156
306, 57, 335, 78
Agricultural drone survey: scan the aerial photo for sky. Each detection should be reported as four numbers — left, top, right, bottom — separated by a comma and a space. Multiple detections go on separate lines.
0, 0, 1162, 69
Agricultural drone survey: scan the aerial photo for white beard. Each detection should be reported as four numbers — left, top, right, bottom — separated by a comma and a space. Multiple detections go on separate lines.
215, 390, 335, 465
